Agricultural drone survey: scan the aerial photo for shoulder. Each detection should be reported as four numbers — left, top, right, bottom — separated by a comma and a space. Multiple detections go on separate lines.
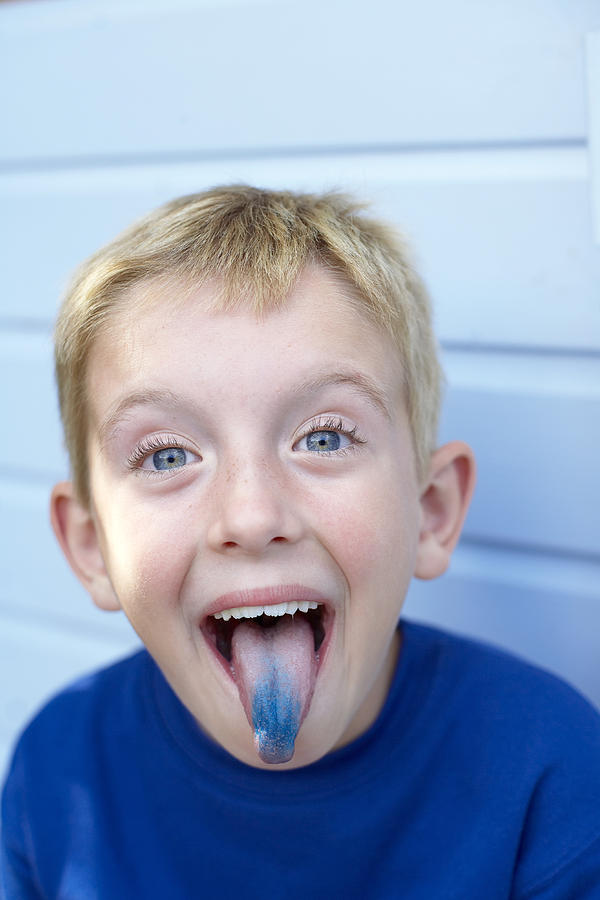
403, 617, 600, 729
400, 618, 600, 803
401, 620, 600, 895
5, 648, 152, 782
1, 650, 158, 893
2, 649, 155, 863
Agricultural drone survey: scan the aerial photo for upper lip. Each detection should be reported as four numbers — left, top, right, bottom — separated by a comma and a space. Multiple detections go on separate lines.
205, 584, 328, 619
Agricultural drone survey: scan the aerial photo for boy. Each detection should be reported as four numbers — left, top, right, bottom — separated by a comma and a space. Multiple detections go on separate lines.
2, 186, 600, 898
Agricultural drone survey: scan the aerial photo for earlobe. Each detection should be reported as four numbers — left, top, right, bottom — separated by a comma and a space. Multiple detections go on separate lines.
50, 481, 121, 611
414, 441, 476, 581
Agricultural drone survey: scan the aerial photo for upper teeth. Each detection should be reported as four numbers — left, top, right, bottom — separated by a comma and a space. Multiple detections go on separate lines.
213, 600, 319, 622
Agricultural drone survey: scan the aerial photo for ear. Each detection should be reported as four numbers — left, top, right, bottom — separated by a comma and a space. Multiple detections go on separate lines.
414, 441, 476, 581
50, 481, 121, 611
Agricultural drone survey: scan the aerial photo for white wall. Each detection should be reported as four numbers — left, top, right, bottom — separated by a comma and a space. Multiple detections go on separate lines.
1, 0, 599, 779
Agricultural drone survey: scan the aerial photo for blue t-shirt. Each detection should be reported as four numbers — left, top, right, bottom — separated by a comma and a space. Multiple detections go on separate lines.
2, 620, 600, 899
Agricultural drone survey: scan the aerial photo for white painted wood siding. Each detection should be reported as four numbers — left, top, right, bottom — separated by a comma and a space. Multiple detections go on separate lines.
1, 0, 599, 779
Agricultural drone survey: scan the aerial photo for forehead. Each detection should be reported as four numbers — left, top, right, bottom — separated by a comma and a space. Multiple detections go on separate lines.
87, 266, 405, 421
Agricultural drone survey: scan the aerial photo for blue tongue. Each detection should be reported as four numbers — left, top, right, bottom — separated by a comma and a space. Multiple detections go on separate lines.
230, 615, 317, 765
252, 664, 301, 763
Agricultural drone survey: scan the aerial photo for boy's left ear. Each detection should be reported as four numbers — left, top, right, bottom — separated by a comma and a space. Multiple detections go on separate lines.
414, 441, 476, 581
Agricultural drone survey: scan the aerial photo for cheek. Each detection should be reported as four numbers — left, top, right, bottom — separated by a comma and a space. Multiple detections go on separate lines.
99, 501, 193, 611
313, 474, 419, 590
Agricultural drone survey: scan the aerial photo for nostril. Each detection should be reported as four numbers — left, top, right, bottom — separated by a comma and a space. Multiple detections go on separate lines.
272, 536, 286, 543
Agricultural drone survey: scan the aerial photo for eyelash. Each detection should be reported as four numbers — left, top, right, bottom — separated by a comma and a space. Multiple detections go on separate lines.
127, 434, 190, 472
295, 416, 366, 455
127, 417, 365, 474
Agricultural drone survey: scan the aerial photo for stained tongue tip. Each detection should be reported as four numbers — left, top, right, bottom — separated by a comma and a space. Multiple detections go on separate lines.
255, 732, 296, 765
252, 685, 302, 765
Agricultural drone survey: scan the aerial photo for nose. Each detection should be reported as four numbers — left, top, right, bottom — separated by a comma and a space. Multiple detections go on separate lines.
206, 458, 304, 555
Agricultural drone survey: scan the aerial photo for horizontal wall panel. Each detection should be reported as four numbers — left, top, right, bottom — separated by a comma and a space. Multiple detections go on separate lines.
404, 541, 600, 710
0, 332, 67, 481
1, 147, 598, 349
2, 345, 597, 556
1, 0, 598, 163
441, 348, 600, 396
0, 613, 139, 782
588, 31, 600, 243
0, 331, 80, 480
379, 179, 600, 350
440, 381, 600, 558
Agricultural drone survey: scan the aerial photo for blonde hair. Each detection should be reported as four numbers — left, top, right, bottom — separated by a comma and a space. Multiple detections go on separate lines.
55, 185, 443, 504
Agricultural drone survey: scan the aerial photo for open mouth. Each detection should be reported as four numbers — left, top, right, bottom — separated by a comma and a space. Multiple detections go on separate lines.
203, 600, 328, 665
201, 594, 333, 763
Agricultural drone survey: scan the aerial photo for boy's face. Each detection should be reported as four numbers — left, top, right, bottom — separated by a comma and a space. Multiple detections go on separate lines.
82, 266, 426, 768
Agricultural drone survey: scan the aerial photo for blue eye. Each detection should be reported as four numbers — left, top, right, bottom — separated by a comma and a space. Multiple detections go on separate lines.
295, 424, 356, 453
305, 431, 342, 452
152, 447, 188, 470
128, 436, 201, 475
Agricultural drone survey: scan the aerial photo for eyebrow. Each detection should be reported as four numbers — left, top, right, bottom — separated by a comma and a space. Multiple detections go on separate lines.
98, 369, 393, 447
98, 388, 183, 448
296, 370, 393, 420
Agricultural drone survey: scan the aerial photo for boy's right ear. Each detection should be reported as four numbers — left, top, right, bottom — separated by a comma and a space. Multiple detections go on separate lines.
50, 481, 121, 612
